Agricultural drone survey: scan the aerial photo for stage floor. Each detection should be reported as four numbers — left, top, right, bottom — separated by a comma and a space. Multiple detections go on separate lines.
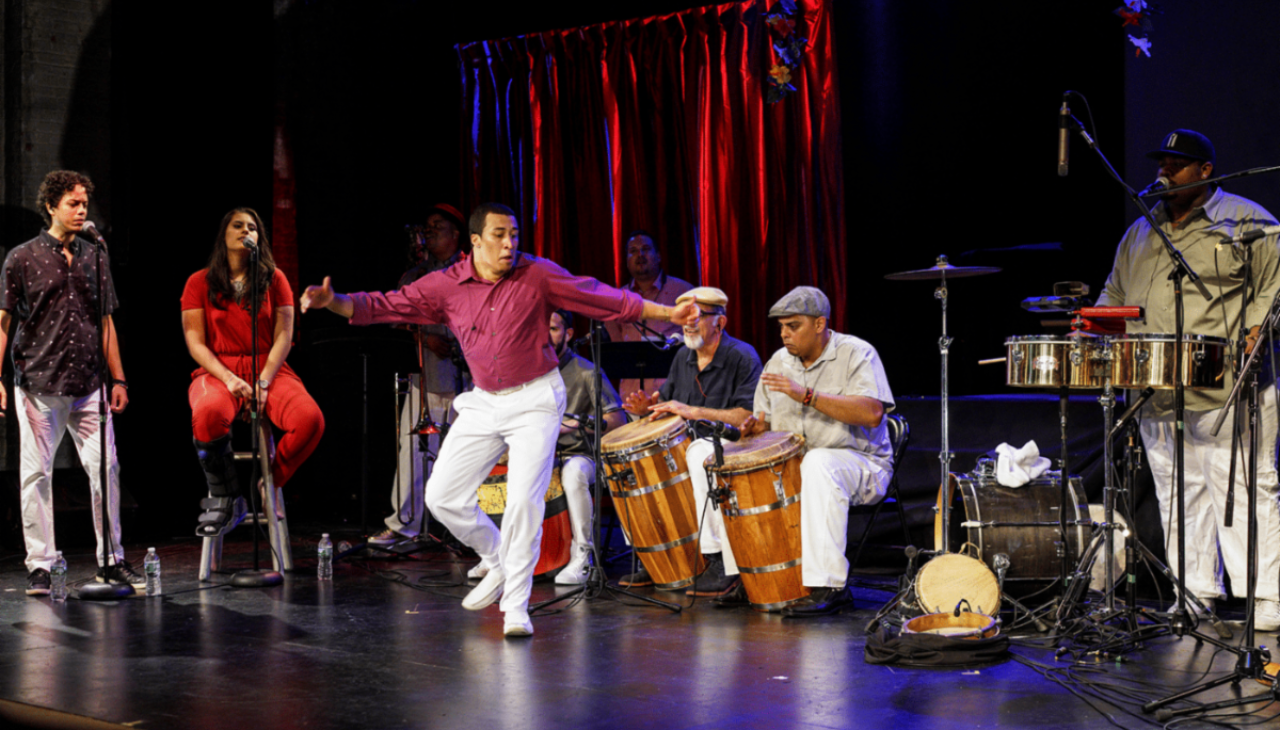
1, 530, 1277, 730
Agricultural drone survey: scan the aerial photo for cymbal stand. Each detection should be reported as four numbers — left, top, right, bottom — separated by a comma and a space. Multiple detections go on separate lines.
936, 257, 954, 552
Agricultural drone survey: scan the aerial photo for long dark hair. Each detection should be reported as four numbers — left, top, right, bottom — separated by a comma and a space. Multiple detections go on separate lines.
205, 207, 276, 309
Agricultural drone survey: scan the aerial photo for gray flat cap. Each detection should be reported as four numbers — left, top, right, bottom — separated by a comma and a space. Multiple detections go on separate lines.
769, 286, 830, 318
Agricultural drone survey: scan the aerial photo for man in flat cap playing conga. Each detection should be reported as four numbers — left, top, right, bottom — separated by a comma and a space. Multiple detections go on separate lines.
623, 286, 762, 596
737, 286, 896, 616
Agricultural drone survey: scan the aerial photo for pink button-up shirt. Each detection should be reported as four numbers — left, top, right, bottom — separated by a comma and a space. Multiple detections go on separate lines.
350, 254, 645, 392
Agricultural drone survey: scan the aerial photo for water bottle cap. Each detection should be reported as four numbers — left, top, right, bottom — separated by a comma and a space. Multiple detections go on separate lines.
322, 533, 330, 538
56, 550, 63, 556
147, 547, 156, 553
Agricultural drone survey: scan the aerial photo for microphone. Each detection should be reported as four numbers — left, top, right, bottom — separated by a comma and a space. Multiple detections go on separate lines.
1057, 96, 1070, 177
1227, 224, 1280, 245
563, 412, 598, 427
663, 332, 683, 350
693, 419, 742, 442
1137, 176, 1171, 197
81, 221, 107, 247
242, 234, 259, 251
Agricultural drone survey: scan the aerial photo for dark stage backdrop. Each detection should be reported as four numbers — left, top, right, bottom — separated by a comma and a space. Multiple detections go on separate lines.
457, 0, 848, 345
98, 1, 1274, 559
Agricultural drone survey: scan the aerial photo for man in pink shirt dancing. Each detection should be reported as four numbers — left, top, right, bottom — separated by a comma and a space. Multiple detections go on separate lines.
302, 203, 696, 637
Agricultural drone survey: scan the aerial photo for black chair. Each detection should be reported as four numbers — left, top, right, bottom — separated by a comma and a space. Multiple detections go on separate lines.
849, 412, 911, 569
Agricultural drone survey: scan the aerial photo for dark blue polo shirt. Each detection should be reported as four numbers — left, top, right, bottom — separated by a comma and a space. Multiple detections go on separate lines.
659, 333, 761, 411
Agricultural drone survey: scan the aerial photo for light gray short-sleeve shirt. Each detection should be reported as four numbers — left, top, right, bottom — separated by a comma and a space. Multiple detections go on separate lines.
754, 332, 895, 470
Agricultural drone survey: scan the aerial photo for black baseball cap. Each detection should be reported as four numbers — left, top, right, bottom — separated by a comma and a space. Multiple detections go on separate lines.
1145, 129, 1215, 166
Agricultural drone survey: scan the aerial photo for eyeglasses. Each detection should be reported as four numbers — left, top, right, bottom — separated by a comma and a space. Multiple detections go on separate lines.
693, 308, 723, 321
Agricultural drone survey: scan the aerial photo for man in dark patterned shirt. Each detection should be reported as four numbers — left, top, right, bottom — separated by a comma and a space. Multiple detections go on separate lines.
0, 170, 140, 596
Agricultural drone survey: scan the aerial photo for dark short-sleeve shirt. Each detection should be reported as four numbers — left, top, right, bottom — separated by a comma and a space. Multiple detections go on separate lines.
658, 333, 761, 411
0, 231, 119, 397
557, 349, 623, 456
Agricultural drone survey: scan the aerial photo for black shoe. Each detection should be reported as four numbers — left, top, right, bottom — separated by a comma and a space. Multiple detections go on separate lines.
616, 564, 653, 587
196, 496, 247, 538
688, 553, 738, 597
781, 587, 854, 618
97, 561, 147, 590
712, 580, 750, 608
26, 569, 51, 596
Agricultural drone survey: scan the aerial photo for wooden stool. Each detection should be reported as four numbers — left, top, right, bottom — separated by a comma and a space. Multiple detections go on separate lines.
198, 417, 294, 581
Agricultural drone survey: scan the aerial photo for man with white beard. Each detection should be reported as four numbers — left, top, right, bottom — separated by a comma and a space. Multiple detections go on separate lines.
623, 287, 761, 596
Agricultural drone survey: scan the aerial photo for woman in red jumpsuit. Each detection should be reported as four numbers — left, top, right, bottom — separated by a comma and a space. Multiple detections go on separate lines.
181, 207, 324, 536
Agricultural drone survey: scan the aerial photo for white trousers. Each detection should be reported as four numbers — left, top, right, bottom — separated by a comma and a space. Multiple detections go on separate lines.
687, 439, 739, 575
560, 454, 595, 551
1140, 384, 1280, 602
691, 439, 889, 588
385, 375, 456, 538
797, 448, 889, 588
18, 388, 122, 572
425, 369, 565, 618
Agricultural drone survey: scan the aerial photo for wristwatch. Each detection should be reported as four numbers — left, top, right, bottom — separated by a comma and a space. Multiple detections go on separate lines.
257, 379, 270, 391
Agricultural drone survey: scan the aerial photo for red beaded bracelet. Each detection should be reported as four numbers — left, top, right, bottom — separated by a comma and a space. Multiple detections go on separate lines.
803, 387, 814, 406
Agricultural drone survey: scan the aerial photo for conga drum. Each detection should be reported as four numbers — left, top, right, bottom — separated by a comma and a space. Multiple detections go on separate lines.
600, 413, 706, 589
706, 431, 810, 612
476, 454, 571, 576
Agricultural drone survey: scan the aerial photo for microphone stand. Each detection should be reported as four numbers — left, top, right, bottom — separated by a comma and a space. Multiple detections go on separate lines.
78, 229, 133, 601
1065, 109, 1208, 638
531, 319, 680, 614
230, 240, 282, 588
1144, 287, 1280, 718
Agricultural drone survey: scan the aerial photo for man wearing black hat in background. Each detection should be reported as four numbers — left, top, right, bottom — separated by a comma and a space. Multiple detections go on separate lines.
1096, 129, 1280, 631
370, 203, 472, 547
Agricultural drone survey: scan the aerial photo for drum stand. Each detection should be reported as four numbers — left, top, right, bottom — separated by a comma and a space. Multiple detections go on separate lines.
532, 319, 681, 614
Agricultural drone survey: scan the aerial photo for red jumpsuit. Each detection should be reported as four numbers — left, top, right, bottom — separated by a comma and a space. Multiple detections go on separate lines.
181, 269, 324, 488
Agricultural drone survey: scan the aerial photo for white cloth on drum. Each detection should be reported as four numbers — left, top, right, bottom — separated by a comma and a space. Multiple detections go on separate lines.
18, 387, 123, 572
994, 440, 1051, 488
687, 438, 739, 576
560, 454, 595, 551
1139, 384, 1280, 602
424, 368, 566, 617
799, 447, 890, 588
385, 374, 457, 538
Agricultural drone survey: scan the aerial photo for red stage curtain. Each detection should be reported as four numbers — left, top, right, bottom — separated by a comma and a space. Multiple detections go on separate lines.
457, 0, 845, 350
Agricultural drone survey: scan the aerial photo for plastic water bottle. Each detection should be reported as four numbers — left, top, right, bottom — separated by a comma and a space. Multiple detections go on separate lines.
50, 551, 68, 603
317, 533, 333, 581
144, 547, 162, 596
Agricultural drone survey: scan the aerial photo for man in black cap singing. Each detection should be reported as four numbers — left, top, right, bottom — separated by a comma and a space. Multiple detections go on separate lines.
1096, 129, 1280, 631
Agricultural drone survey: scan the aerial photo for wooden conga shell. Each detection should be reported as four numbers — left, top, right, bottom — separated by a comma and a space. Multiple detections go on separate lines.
601, 413, 705, 589
707, 431, 809, 612
477, 460, 571, 576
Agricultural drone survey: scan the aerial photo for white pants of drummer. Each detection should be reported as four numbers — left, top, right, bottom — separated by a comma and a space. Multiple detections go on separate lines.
425, 368, 565, 620
1140, 384, 1280, 602
18, 388, 123, 573
560, 455, 595, 552
689, 440, 889, 588
385, 375, 457, 539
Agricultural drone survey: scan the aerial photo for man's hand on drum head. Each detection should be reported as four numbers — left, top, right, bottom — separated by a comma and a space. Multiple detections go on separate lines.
650, 399, 697, 420
741, 413, 768, 438
623, 389, 660, 416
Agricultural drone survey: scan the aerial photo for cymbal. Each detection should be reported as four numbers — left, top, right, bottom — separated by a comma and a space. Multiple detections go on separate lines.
884, 255, 1002, 281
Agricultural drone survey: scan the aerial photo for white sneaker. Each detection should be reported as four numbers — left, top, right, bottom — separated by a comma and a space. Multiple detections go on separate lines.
555, 546, 591, 585
504, 612, 533, 637
462, 567, 504, 610
1255, 599, 1280, 632
467, 563, 490, 581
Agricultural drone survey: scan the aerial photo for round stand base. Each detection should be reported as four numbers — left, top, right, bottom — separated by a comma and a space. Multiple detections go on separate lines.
231, 570, 283, 587
78, 582, 136, 601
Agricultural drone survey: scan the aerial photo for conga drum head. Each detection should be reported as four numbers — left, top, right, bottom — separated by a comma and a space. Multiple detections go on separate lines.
903, 611, 1000, 640
916, 553, 1001, 617
707, 431, 805, 475
601, 413, 688, 462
